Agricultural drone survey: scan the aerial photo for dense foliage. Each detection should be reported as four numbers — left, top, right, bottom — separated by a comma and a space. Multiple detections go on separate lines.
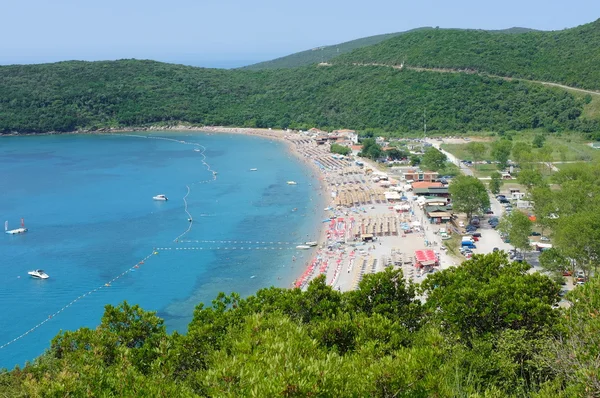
333, 19, 600, 90
242, 27, 536, 71
1, 255, 597, 396
0, 60, 596, 135
240, 29, 433, 70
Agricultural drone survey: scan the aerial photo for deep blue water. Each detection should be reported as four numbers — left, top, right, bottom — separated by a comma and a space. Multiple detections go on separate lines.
0, 132, 323, 369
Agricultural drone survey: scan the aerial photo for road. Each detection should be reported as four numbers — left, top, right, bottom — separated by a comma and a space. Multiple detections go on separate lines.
427, 139, 474, 176
349, 63, 600, 97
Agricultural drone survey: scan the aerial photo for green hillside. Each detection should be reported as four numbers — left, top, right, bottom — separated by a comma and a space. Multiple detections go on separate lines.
241, 27, 536, 71
0, 60, 596, 135
241, 28, 433, 71
333, 19, 600, 90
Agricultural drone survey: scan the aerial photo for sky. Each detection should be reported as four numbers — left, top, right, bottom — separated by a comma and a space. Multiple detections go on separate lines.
2, 0, 599, 68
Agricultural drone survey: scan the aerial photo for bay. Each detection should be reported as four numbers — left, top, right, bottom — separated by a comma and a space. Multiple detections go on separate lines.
0, 132, 323, 369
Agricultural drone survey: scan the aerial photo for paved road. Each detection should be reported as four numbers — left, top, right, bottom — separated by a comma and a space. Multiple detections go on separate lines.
427, 139, 474, 176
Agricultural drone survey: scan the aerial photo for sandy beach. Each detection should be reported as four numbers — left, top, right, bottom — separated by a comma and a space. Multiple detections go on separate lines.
129, 125, 460, 291
15, 124, 459, 291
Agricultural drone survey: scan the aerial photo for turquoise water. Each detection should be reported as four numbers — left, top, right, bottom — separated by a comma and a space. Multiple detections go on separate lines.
0, 132, 323, 369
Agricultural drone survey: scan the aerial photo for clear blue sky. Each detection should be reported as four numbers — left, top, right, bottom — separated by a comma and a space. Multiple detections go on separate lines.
2, 0, 598, 68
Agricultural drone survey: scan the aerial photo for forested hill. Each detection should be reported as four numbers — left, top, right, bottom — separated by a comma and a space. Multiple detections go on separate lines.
0, 60, 597, 135
332, 19, 600, 90
240, 28, 433, 70
240, 27, 536, 71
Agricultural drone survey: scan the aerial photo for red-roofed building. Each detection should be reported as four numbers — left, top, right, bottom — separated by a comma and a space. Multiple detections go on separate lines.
350, 145, 363, 155
414, 249, 439, 269
411, 181, 443, 189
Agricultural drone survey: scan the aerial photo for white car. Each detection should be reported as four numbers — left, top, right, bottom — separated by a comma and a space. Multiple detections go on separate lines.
459, 221, 465, 227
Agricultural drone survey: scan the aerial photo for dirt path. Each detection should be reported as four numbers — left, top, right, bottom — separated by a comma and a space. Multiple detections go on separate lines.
349, 63, 600, 97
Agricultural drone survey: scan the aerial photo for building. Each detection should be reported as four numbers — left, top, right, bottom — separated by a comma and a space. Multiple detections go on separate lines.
411, 181, 443, 190
425, 205, 452, 224
403, 169, 439, 183
413, 187, 449, 198
334, 129, 359, 144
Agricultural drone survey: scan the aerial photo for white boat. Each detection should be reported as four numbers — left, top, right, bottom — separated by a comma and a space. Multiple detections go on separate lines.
250, 168, 258, 171
287, 181, 297, 185
296, 245, 311, 250
305, 241, 318, 247
28, 269, 49, 279
194, 148, 201, 152
5, 219, 28, 235
153, 194, 168, 201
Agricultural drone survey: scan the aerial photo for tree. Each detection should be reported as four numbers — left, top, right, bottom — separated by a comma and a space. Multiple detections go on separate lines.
531, 186, 556, 236
421, 253, 560, 344
511, 142, 533, 165
491, 139, 513, 170
489, 171, 503, 194
539, 248, 571, 280
552, 210, 600, 280
532, 134, 546, 148
497, 211, 533, 254
409, 154, 421, 166
345, 267, 422, 330
358, 138, 383, 160
448, 175, 490, 220
330, 143, 351, 156
517, 169, 546, 191
421, 147, 447, 171
544, 275, 600, 396
465, 141, 487, 161
386, 148, 408, 160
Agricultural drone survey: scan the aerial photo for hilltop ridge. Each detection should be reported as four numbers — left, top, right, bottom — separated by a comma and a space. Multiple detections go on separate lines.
241, 26, 537, 71
331, 19, 600, 90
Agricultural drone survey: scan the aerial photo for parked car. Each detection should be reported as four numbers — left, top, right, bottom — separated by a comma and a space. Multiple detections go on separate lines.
499, 198, 510, 204
562, 270, 572, 276
530, 232, 541, 236
459, 221, 465, 227
465, 225, 478, 232
496, 195, 506, 199
485, 209, 494, 214
540, 236, 550, 242
471, 232, 482, 238
493, 247, 499, 252
488, 217, 499, 224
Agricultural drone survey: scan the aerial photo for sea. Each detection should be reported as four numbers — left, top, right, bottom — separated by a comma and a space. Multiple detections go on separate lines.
0, 132, 324, 369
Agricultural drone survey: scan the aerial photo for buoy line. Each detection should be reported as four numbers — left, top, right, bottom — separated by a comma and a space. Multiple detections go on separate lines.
0, 133, 218, 352
0, 251, 157, 351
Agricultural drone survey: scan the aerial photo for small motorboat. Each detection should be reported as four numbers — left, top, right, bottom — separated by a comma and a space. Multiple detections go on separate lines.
250, 168, 258, 171
153, 194, 168, 201
28, 270, 49, 279
296, 245, 311, 250
287, 181, 297, 185
194, 148, 201, 152
305, 241, 318, 247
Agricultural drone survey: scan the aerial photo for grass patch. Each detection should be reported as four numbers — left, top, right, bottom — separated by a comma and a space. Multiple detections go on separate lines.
441, 134, 600, 164
443, 234, 462, 258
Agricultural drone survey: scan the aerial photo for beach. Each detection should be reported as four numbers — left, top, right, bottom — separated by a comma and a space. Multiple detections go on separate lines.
5, 124, 459, 291
189, 126, 460, 291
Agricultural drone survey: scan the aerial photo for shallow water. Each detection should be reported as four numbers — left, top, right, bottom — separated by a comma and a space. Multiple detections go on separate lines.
0, 132, 323, 368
